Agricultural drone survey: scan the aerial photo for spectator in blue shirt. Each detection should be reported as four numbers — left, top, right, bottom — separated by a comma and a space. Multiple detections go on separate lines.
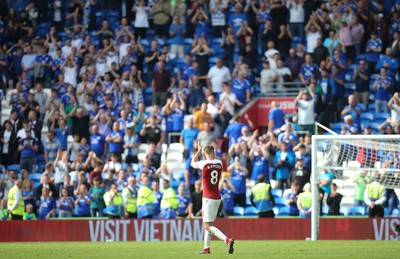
191, 7, 209, 39
352, 60, 370, 110
38, 187, 56, 220
249, 140, 270, 182
376, 47, 399, 79
230, 71, 250, 105
286, 181, 300, 216
220, 179, 235, 216
366, 31, 382, 73
57, 187, 75, 218
273, 142, 296, 190
373, 68, 391, 114
299, 54, 320, 86
330, 64, 346, 121
106, 121, 124, 160
228, 4, 247, 36
176, 184, 190, 217
180, 119, 200, 158
44, 131, 62, 164
169, 15, 186, 59
74, 184, 92, 217
341, 95, 362, 126
18, 129, 38, 173
227, 157, 248, 208
268, 101, 286, 133
34, 45, 53, 89
177, 54, 192, 82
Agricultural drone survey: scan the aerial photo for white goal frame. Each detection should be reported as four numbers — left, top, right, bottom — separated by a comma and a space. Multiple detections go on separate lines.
311, 134, 400, 241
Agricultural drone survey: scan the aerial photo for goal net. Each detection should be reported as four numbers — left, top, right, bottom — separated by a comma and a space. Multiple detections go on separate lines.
310, 123, 400, 240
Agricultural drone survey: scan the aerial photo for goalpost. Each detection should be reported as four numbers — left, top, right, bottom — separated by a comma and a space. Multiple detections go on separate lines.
311, 131, 400, 240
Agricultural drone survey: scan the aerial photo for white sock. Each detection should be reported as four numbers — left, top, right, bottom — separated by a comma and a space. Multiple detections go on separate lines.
209, 226, 227, 243
204, 230, 211, 249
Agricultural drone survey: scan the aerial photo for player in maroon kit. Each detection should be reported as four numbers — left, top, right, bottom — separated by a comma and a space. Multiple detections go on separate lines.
191, 141, 235, 254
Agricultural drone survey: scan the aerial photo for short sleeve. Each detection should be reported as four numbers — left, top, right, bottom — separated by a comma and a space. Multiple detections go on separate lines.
193, 160, 207, 170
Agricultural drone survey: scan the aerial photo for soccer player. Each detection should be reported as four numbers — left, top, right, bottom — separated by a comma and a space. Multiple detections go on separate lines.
191, 141, 235, 254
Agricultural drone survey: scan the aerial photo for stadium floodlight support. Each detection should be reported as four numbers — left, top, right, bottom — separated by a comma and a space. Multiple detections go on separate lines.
310, 133, 400, 241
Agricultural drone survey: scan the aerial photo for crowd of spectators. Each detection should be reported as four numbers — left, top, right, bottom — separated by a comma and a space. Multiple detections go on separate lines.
0, 0, 400, 220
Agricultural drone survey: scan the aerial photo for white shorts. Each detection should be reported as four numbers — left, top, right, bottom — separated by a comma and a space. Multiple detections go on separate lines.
202, 198, 222, 223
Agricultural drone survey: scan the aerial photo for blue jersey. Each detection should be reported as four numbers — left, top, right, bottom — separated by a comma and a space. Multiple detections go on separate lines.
107, 131, 124, 153
75, 194, 92, 216
179, 63, 191, 81
375, 76, 392, 101
286, 192, 299, 215
58, 197, 74, 211
171, 109, 185, 131
185, 157, 201, 185
181, 128, 199, 150
257, 11, 271, 31
252, 155, 269, 182
224, 123, 249, 146
22, 190, 36, 208
52, 57, 65, 78
54, 128, 68, 150
231, 169, 247, 194
19, 137, 38, 157
268, 108, 286, 131
53, 82, 68, 98
177, 195, 190, 214
231, 79, 250, 104
221, 187, 234, 212
169, 23, 186, 45
367, 39, 382, 62
164, 114, 173, 132
195, 21, 208, 38
35, 54, 53, 77
300, 63, 319, 81
228, 13, 247, 36
330, 70, 345, 98
38, 197, 56, 219
153, 191, 163, 218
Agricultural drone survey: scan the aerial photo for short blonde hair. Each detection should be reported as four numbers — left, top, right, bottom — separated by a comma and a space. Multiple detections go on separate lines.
202, 144, 215, 156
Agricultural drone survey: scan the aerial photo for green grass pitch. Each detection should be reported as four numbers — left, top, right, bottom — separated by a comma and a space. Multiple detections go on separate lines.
2, 241, 399, 258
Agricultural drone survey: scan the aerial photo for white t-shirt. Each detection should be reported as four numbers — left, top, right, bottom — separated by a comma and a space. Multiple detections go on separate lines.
55, 160, 69, 184
64, 66, 77, 87
207, 65, 231, 93
306, 31, 321, 53
260, 68, 277, 94
134, 6, 149, 28
276, 67, 292, 92
295, 99, 315, 125
288, 2, 304, 23
119, 43, 131, 62
96, 58, 107, 76
207, 103, 219, 117
264, 49, 279, 62
391, 103, 400, 125
106, 51, 119, 69
219, 92, 237, 115
61, 45, 72, 58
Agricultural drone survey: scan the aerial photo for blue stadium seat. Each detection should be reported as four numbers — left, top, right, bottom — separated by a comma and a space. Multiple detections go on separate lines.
358, 103, 367, 112
277, 206, 289, 216
292, 36, 302, 43
374, 113, 390, 123
368, 122, 381, 132
322, 206, 329, 216
348, 206, 365, 216
233, 206, 244, 216
271, 189, 283, 198
360, 112, 374, 122
30, 173, 42, 182
332, 122, 345, 133
7, 164, 21, 174
340, 207, 348, 216
367, 103, 376, 113
384, 207, 389, 216
274, 197, 286, 208
244, 206, 258, 216
183, 38, 193, 45
391, 208, 399, 216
